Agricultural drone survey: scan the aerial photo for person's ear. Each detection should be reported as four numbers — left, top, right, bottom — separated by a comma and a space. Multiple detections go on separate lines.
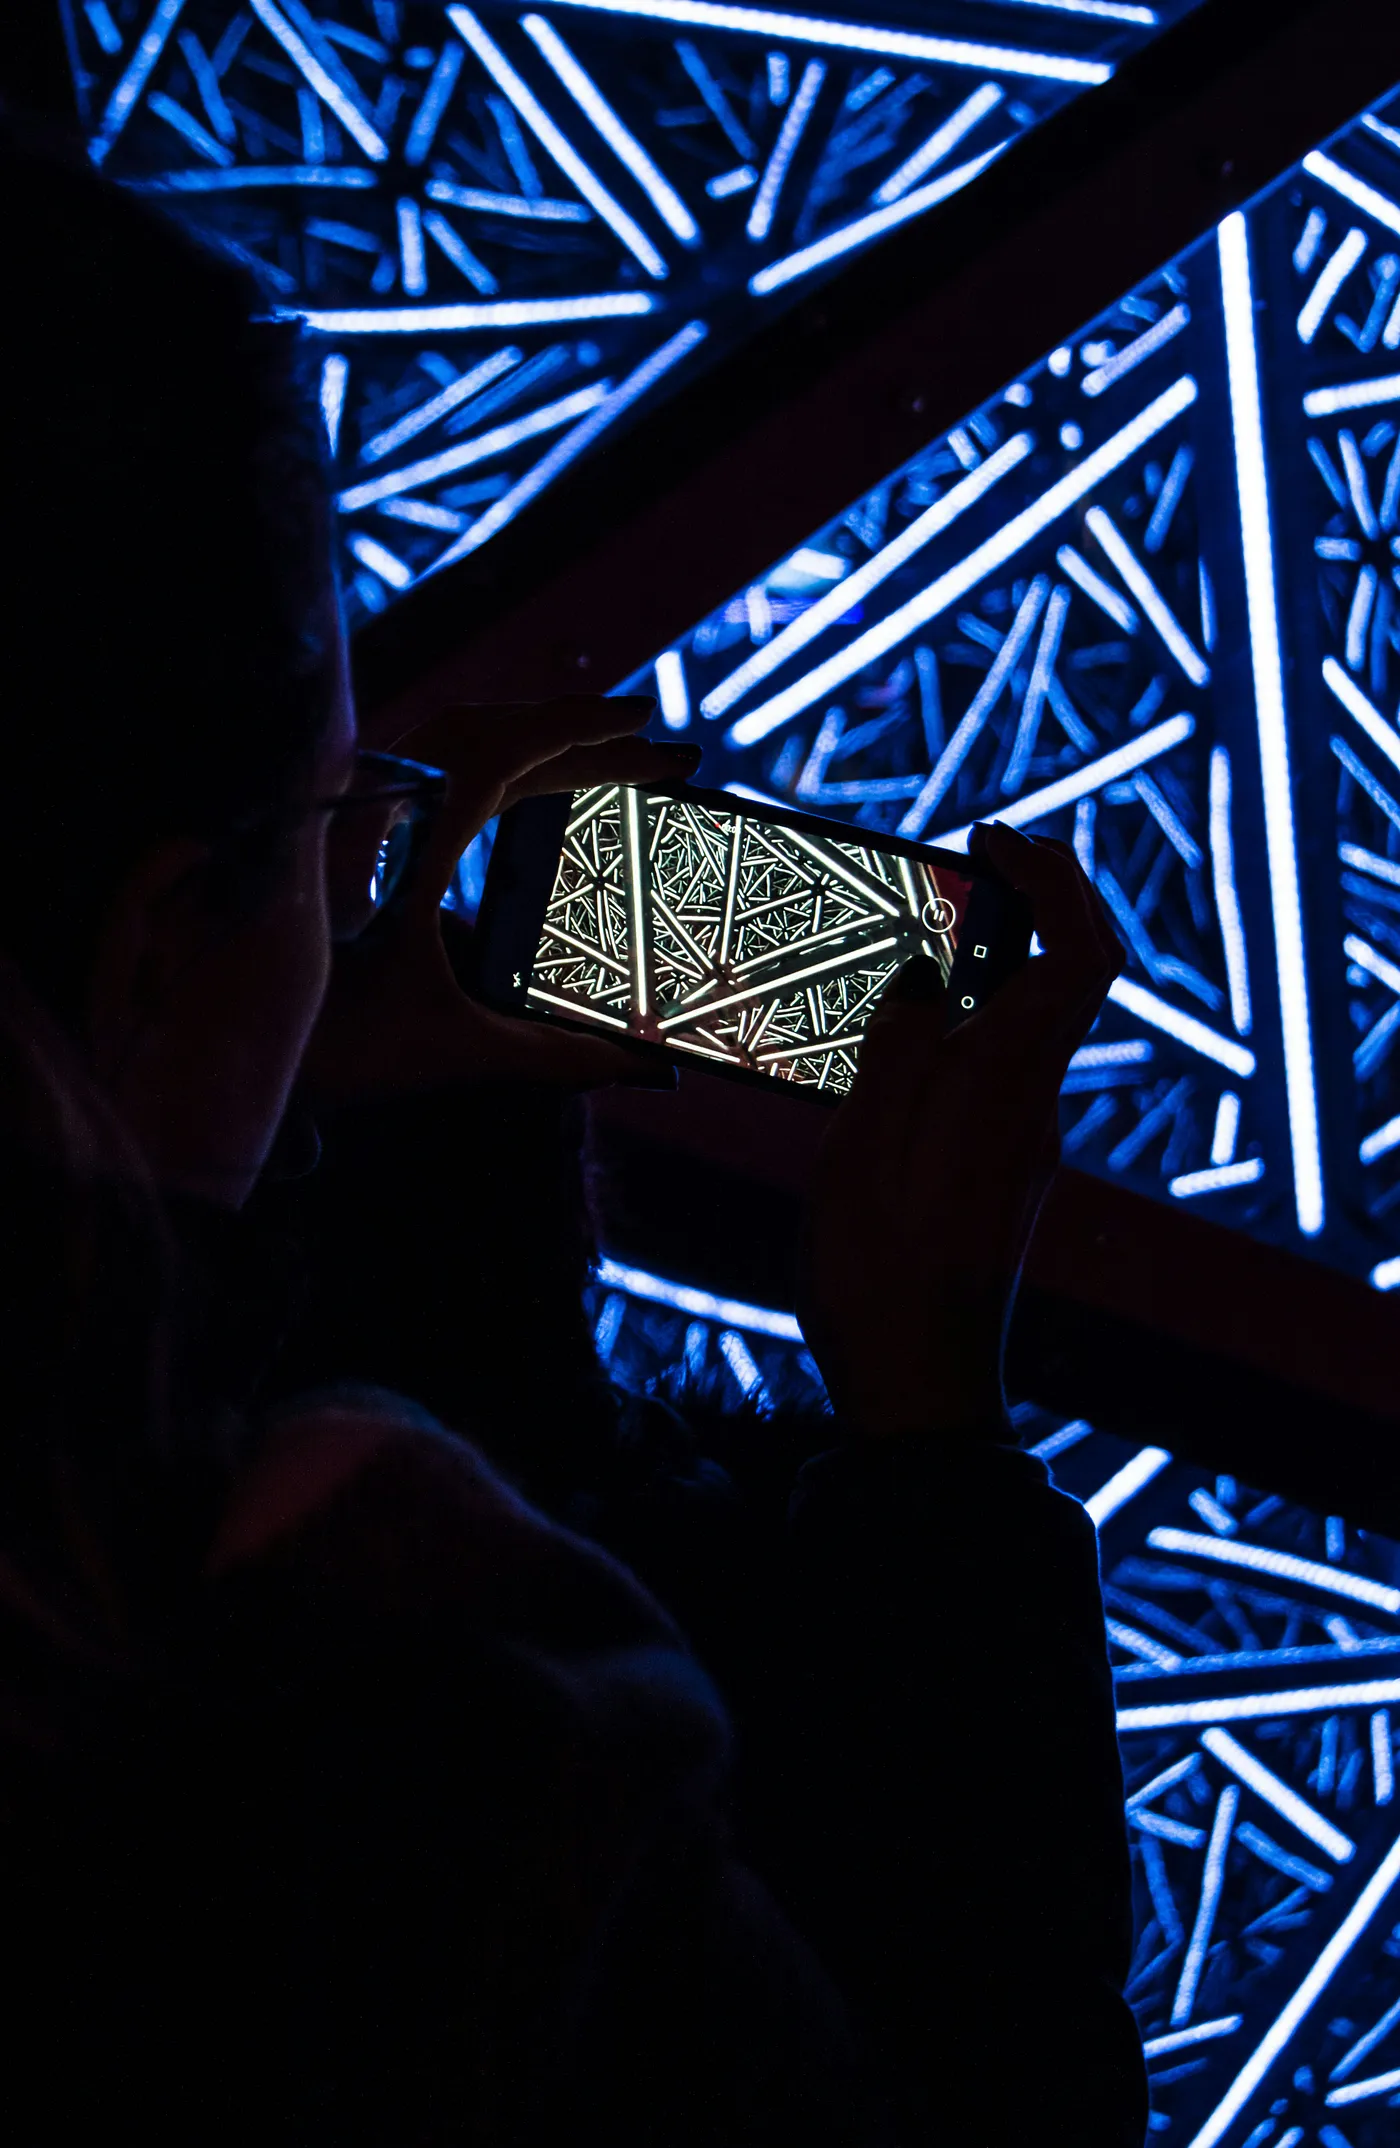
86, 839, 216, 1079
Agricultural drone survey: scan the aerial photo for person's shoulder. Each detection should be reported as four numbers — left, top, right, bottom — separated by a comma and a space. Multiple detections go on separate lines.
206, 1384, 679, 1654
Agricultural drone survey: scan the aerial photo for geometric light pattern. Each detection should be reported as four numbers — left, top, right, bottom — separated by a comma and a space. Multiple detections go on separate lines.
621, 86, 1400, 1284
59, 0, 1200, 625
527, 781, 962, 1090
587, 1258, 1400, 2145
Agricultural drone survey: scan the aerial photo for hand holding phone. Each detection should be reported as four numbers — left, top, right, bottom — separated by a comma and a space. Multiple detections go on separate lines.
797, 825, 1124, 1444
476, 782, 1032, 1096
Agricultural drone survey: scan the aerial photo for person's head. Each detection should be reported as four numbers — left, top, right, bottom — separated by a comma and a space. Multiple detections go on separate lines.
0, 128, 352, 1205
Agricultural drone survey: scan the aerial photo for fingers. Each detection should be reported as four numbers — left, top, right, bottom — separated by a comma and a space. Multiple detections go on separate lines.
501, 737, 701, 807
398, 696, 657, 787
979, 822, 1121, 985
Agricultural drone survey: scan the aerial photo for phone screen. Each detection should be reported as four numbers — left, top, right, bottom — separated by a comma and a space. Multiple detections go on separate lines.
514, 784, 992, 1096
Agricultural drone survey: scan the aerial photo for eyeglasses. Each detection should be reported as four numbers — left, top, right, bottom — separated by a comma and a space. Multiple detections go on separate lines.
318, 750, 449, 942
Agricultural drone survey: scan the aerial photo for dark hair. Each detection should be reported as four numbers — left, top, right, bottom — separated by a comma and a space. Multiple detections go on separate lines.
0, 127, 338, 1013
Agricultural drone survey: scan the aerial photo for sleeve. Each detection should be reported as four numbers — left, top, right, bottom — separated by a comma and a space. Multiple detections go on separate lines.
206, 1399, 884, 2148
757, 1433, 1147, 2148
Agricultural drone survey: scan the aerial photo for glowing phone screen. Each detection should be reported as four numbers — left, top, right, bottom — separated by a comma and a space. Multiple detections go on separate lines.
523, 785, 978, 1095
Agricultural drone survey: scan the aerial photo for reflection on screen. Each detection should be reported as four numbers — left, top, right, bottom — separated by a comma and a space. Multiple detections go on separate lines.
527, 786, 973, 1093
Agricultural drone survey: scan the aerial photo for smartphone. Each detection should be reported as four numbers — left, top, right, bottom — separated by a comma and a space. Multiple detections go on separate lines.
475, 782, 1031, 1099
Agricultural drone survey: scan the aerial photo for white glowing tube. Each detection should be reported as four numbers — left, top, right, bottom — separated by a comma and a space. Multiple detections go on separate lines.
596, 1257, 804, 1339
1117, 1681, 1400, 1732
1347, 932, 1400, 995
91, 0, 188, 165
1172, 1787, 1239, 2023
705, 434, 1032, 720
1169, 1160, 1263, 1199
1209, 745, 1253, 1036
729, 377, 1196, 746
1304, 373, 1400, 417
1055, 543, 1137, 630
1082, 303, 1191, 396
655, 649, 690, 729
1323, 655, 1400, 773
1203, 1728, 1354, 1862
319, 353, 349, 454
935, 712, 1196, 849
529, 0, 1115, 81
1304, 151, 1400, 238
1297, 228, 1368, 344
397, 197, 427, 294
1328, 2065, 1400, 2107
521, 14, 700, 243
1084, 506, 1209, 684
1361, 1114, 1400, 1165
1143, 2018, 1241, 2060
1213, 1091, 1241, 1165
658, 936, 900, 1030
447, 7, 669, 277
750, 144, 1003, 296
1373, 1256, 1400, 1291
430, 319, 708, 567
1219, 210, 1323, 1236
403, 40, 464, 165
1187, 1826, 1400, 2148
337, 384, 610, 508
348, 532, 412, 588
301, 293, 654, 332
1147, 1525, 1400, 1613
1083, 1446, 1172, 1527
873, 82, 1003, 205
361, 348, 521, 462
748, 59, 825, 238
248, 0, 388, 161
1100, 977, 1254, 1077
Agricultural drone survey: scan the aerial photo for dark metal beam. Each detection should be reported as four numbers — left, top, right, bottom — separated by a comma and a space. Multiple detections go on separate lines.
587, 1074, 1400, 1532
360, 0, 1400, 737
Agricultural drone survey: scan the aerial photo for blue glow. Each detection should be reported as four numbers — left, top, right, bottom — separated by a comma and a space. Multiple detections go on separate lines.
654, 649, 690, 729
1332, 1992, 1400, 2082
348, 531, 413, 588
1146, 1528, 1400, 1614
1144, 2018, 1242, 2059
318, 352, 348, 455
300, 296, 655, 332
1082, 303, 1191, 396
1219, 210, 1324, 1236
872, 82, 1004, 207
1104, 978, 1256, 1078
938, 712, 1198, 848
338, 383, 612, 508
446, 7, 670, 278
1203, 1728, 1354, 1863
1207, 747, 1253, 1036
1304, 372, 1400, 417
397, 197, 427, 296
1235, 1824, 1333, 1893
137, 164, 378, 190
1327, 2064, 1400, 2105
747, 58, 825, 240
1304, 151, 1400, 239
1083, 1445, 1173, 1527
422, 209, 498, 294
729, 378, 1197, 746
536, 0, 1116, 81
423, 179, 590, 221
750, 144, 1005, 296
1172, 1785, 1239, 2024
595, 1256, 803, 1339
1297, 228, 1368, 344
705, 433, 1033, 721
1372, 1254, 1400, 1290
361, 349, 522, 462
1186, 1828, 1400, 2148
428, 318, 708, 567
1084, 505, 1210, 684
1323, 654, 1400, 773
402, 40, 464, 166
707, 165, 757, 197
1361, 1113, 1400, 1163
1055, 542, 1138, 629
90, 0, 187, 166
521, 14, 701, 245
146, 88, 234, 165
1169, 1159, 1264, 1198
246, 0, 389, 162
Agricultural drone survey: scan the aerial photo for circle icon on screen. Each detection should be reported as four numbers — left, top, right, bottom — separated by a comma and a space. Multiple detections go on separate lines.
922, 896, 957, 934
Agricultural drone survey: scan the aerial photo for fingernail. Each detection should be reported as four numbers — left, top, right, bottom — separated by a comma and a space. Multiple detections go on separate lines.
619, 1051, 680, 1091
882, 953, 946, 1004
